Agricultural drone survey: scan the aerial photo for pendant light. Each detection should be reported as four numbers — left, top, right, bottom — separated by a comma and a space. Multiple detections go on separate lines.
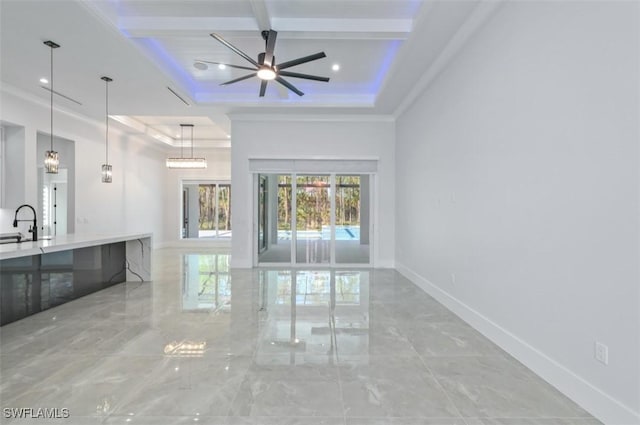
44, 40, 60, 174
166, 124, 207, 169
101, 76, 113, 183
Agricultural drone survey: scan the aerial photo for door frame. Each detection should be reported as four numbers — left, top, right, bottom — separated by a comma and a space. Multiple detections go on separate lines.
253, 171, 375, 268
179, 179, 232, 240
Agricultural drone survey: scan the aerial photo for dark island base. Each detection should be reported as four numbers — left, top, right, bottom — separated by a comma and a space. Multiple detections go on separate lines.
0, 242, 126, 326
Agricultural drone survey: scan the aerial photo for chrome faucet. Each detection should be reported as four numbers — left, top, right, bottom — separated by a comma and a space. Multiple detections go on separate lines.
13, 204, 38, 242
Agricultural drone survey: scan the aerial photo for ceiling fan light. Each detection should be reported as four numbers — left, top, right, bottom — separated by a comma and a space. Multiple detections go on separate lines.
257, 67, 276, 81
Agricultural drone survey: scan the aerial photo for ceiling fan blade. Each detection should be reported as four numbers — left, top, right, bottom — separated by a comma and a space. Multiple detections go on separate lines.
194, 60, 256, 71
220, 73, 256, 85
278, 71, 329, 82
263, 29, 277, 67
210, 33, 260, 67
259, 80, 268, 97
277, 52, 326, 70
275, 76, 304, 96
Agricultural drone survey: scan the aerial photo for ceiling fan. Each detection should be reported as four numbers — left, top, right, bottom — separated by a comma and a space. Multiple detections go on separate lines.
195, 29, 329, 97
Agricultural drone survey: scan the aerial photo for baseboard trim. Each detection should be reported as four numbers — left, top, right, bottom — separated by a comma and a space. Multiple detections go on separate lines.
395, 262, 640, 425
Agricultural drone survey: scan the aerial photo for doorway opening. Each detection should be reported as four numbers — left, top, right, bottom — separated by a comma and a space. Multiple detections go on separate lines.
256, 173, 372, 266
181, 181, 231, 239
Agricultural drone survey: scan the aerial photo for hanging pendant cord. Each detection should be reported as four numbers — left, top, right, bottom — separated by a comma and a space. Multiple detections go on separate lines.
50, 45, 54, 151
105, 79, 109, 164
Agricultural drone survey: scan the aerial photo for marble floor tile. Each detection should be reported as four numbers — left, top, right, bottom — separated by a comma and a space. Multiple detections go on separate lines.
339, 355, 460, 418
114, 379, 241, 417
0, 321, 88, 356
424, 356, 592, 419
7, 355, 165, 417
335, 322, 418, 357
0, 247, 601, 425
1, 353, 85, 398
229, 377, 344, 417
103, 416, 227, 424
346, 419, 467, 425
404, 321, 506, 358
475, 418, 603, 425
227, 417, 346, 425
248, 354, 340, 381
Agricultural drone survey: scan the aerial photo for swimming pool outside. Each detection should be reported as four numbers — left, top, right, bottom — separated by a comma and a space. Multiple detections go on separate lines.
278, 225, 360, 240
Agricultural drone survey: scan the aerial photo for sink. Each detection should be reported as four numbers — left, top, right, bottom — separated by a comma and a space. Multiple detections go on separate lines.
0, 236, 53, 245
0, 240, 21, 245
0, 232, 23, 241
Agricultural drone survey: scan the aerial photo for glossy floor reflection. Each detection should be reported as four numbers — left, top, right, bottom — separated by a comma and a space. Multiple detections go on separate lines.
0, 248, 600, 425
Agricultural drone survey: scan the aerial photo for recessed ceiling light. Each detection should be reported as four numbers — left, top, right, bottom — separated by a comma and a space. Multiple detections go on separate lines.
332, 64, 340, 72
218, 64, 226, 70
193, 62, 207, 70
40, 77, 48, 84
226, 134, 231, 138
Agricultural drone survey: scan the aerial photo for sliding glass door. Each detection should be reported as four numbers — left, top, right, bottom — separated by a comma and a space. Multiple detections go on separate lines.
181, 181, 231, 239
257, 174, 292, 263
257, 173, 371, 266
335, 175, 369, 264
295, 175, 331, 264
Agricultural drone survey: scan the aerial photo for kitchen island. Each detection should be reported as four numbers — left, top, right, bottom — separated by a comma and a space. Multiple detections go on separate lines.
0, 233, 151, 325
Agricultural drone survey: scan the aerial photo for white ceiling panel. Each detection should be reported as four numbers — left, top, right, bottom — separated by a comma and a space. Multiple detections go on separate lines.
266, 0, 422, 20
0, 0, 487, 149
115, 1, 255, 18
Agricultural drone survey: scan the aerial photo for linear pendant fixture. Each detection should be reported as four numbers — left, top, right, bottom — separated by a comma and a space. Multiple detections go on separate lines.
44, 40, 60, 174
101, 76, 113, 183
166, 124, 207, 169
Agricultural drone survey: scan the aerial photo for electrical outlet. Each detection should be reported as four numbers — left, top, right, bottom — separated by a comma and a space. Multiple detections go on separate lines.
595, 342, 608, 365
451, 273, 456, 284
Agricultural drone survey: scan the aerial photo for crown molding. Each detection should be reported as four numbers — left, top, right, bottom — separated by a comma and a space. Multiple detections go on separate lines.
229, 113, 395, 123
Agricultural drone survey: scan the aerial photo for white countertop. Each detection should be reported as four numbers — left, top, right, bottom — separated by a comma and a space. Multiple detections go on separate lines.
0, 232, 152, 260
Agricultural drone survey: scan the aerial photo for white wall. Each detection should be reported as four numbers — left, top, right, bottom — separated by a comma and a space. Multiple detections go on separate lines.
0, 88, 168, 245
0, 124, 25, 209
231, 118, 395, 268
395, 2, 639, 424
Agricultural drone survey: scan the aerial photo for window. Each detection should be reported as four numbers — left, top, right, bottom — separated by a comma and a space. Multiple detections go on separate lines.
182, 182, 231, 239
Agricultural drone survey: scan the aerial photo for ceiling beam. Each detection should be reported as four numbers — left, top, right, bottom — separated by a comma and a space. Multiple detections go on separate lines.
118, 17, 258, 37
118, 16, 411, 40
271, 18, 412, 34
